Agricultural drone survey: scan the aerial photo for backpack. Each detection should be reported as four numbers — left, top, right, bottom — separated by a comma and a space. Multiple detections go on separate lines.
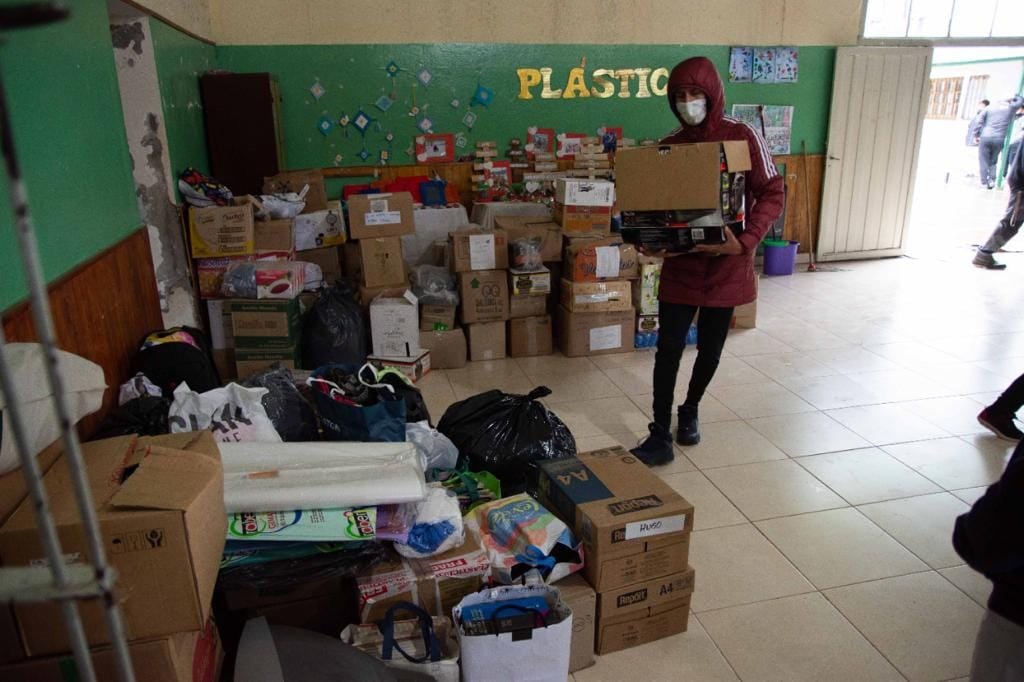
130, 326, 220, 395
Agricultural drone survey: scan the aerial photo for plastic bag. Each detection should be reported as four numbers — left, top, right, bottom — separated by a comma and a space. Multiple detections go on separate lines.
308, 366, 407, 442
437, 387, 575, 495
406, 421, 458, 471
168, 382, 282, 442
218, 540, 388, 589
409, 265, 459, 306
429, 468, 501, 515
118, 373, 162, 406
509, 236, 544, 271
241, 365, 319, 442
393, 486, 464, 559
259, 193, 306, 219
302, 282, 368, 368
221, 261, 257, 298
93, 396, 171, 439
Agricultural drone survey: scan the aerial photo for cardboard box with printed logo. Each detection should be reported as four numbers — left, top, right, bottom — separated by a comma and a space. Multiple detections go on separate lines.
537, 447, 694, 592
348, 193, 415, 240
294, 200, 346, 250
449, 228, 509, 272
509, 267, 551, 297
554, 203, 612, 235
189, 203, 255, 258
458, 270, 510, 324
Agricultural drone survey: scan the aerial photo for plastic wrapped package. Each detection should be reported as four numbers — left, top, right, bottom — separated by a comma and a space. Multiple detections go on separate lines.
241, 365, 320, 442
301, 282, 368, 368
218, 540, 389, 589
405, 421, 458, 471
393, 486, 464, 559
375, 503, 415, 543
221, 261, 258, 298
437, 387, 576, 495
118, 373, 162, 406
509, 236, 544, 271
409, 265, 459, 306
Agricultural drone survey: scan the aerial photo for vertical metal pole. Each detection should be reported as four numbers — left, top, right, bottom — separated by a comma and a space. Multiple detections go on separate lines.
0, 47, 135, 682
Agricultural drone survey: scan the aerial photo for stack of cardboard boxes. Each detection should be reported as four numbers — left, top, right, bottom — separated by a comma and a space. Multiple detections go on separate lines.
496, 216, 562, 359
539, 447, 696, 656
449, 228, 511, 361
0, 432, 227, 681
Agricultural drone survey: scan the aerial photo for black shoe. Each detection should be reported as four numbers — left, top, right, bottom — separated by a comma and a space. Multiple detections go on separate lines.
676, 405, 701, 446
973, 254, 1007, 270
631, 422, 675, 466
978, 407, 1024, 442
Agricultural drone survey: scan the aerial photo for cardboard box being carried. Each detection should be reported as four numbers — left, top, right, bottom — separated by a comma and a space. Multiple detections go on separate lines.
344, 236, 406, 288
556, 573, 596, 673
556, 307, 634, 358
564, 237, 639, 282
294, 200, 346, 250
450, 228, 509, 272
560, 279, 633, 313
348, 192, 415, 240
419, 328, 468, 369
458, 270, 510, 324
0, 621, 223, 682
0, 432, 225, 656
369, 289, 420, 358
538, 447, 694, 592
508, 316, 553, 357
495, 217, 562, 262
189, 203, 255, 258
263, 169, 328, 213
467, 321, 507, 361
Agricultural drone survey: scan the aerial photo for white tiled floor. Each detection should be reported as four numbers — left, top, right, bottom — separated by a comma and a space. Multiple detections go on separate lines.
419, 257, 1023, 681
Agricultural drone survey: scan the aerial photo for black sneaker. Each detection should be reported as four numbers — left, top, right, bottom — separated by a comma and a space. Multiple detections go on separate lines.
631, 423, 675, 466
978, 407, 1024, 442
677, 405, 701, 446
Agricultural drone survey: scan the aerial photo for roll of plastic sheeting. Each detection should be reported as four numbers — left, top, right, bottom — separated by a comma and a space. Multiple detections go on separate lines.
220, 441, 427, 513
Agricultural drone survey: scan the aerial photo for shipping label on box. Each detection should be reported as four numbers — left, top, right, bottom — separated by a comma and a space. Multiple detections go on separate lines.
419, 328, 468, 369
294, 200, 346, 250
450, 229, 509, 272
263, 169, 328, 213
556, 307, 634, 358
467, 321, 506, 361
564, 237, 639, 282
509, 267, 551, 297
555, 178, 615, 207
370, 290, 421, 358
348, 193, 415, 240
459, 270, 510, 324
509, 316, 553, 358
560, 279, 633, 313
189, 204, 255, 258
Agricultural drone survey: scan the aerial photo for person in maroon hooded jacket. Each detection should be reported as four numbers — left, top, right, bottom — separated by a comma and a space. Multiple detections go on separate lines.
631, 57, 784, 466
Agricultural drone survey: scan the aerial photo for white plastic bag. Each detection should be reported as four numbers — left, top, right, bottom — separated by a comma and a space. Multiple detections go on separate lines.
118, 372, 162, 406
405, 421, 459, 472
259, 193, 306, 219
0, 343, 106, 474
394, 485, 464, 559
168, 382, 282, 443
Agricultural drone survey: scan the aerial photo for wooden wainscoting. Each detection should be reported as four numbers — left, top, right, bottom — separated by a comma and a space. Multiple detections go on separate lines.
2, 228, 164, 438
774, 153, 825, 254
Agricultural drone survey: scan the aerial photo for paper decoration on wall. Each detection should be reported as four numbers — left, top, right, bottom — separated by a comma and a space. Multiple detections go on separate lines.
352, 108, 374, 136
471, 84, 495, 107
526, 127, 555, 156
774, 47, 799, 83
385, 132, 395, 143
317, 114, 334, 136
310, 80, 326, 100
380, 149, 390, 164
375, 95, 394, 112
450, 98, 460, 108
358, 148, 371, 161
417, 68, 434, 87
405, 143, 416, 157
729, 47, 754, 82
484, 160, 511, 185
753, 49, 776, 83
455, 132, 468, 149
337, 113, 351, 138
556, 132, 585, 159
462, 111, 478, 129
333, 153, 344, 166
731, 104, 794, 154
385, 60, 402, 78
416, 133, 455, 163
417, 116, 434, 134
408, 105, 421, 117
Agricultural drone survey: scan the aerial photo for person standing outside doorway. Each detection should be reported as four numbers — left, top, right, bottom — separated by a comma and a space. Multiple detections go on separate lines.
973, 120, 1024, 269
630, 57, 784, 466
972, 95, 1024, 189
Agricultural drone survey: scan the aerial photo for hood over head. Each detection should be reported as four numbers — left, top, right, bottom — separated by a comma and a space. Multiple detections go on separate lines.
666, 57, 725, 133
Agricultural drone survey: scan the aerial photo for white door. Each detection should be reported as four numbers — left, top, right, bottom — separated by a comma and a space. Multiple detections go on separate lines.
817, 47, 932, 261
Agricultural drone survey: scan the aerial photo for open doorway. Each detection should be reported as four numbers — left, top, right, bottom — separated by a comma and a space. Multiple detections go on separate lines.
905, 46, 1024, 263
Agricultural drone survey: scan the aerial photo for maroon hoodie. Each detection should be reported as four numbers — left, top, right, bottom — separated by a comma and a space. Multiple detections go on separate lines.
658, 57, 785, 307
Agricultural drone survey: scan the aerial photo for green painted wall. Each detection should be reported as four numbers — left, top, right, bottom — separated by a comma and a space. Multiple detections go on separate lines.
0, 0, 139, 311
216, 44, 834, 181
151, 17, 215, 191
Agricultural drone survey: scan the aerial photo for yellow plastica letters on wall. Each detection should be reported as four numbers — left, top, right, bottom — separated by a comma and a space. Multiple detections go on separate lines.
651, 67, 670, 96
591, 69, 616, 98
540, 68, 563, 99
517, 65, 668, 100
563, 67, 591, 99
517, 68, 542, 99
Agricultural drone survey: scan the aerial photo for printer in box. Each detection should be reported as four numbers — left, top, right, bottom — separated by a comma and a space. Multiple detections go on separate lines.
538, 447, 694, 592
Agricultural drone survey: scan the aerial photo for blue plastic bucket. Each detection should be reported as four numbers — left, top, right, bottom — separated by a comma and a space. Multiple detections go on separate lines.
763, 240, 799, 276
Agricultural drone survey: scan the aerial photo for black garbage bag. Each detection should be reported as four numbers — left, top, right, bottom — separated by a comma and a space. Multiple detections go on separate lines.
302, 282, 367, 368
241, 365, 319, 441
93, 396, 171, 439
437, 387, 575, 494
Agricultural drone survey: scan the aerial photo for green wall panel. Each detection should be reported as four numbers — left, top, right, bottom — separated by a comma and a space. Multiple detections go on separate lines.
0, 0, 139, 311
216, 44, 834, 179
151, 17, 216, 192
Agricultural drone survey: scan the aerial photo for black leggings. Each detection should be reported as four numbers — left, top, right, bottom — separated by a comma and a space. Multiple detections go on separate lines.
992, 372, 1024, 415
652, 303, 734, 429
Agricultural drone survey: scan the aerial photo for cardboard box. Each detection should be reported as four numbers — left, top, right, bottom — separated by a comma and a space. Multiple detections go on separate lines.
206, 299, 234, 349
450, 228, 509, 272
189, 203, 255, 258
560, 279, 633, 313
368, 349, 432, 383
509, 267, 551, 297
420, 303, 457, 332
298, 245, 344, 286
510, 293, 548, 319
344, 237, 406, 288
254, 219, 295, 255
596, 567, 695, 621
537, 447, 694, 592
733, 298, 757, 329
235, 346, 299, 377
508, 316, 553, 357
0, 621, 223, 682
620, 225, 730, 253
554, 203, 612, 234
230, 297, 304, 348
458, 270, 510, 324
637, 314, 659, 333
0, 433, 225, 655
555, 573, 596, 673
556, 307, 634, 358
495, 217, 562, 262
195, 256, 245, 299
212, 348, 236, 383
596, 598, 690, 655
294, 200, 346, 250
418, 328, 468, 369
555, 178, 615, 207
634, 257, 662, 316
467, 321, 507, 361
359, 283, 402, 307
616, 141, 751, 212
564, 237, 639, 282
348, 192, 415, 240
263, 169, 328, 213
369, 289, 420, 358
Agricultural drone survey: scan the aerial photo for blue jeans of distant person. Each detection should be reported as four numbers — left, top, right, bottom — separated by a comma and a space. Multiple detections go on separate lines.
979, 137, 1003, 186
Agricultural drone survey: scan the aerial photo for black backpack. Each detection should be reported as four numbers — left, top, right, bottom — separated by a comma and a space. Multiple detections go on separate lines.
130, 326, 221, 395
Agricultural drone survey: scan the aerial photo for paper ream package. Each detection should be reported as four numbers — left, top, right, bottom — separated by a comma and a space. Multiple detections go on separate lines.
226, 507, 377, 542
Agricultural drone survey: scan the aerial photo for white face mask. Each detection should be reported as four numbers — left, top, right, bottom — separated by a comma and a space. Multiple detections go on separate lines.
678, 97, 707, 126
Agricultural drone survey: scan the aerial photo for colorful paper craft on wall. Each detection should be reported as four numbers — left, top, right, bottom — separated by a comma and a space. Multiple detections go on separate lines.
753, 49, 775, 83
731, 104, 794, 154
417, 68, 434, 88
526, 127, 555, 156
556, 132, 585, 159
310, 80, 327, 100
416, 133, 455, 163
471, 84, 495, 107
731, 46, 798, 84
462, 111, 478, 129
317, 114, 334, 136
774, 47, 799, 83
417, 116, 434, 134
729, 48, 753, 83
352, 108, 374, 136
338, 113, 351, 137
376, 94, 395, 112
385, 60, 402, 78
484, 160, 512, 185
